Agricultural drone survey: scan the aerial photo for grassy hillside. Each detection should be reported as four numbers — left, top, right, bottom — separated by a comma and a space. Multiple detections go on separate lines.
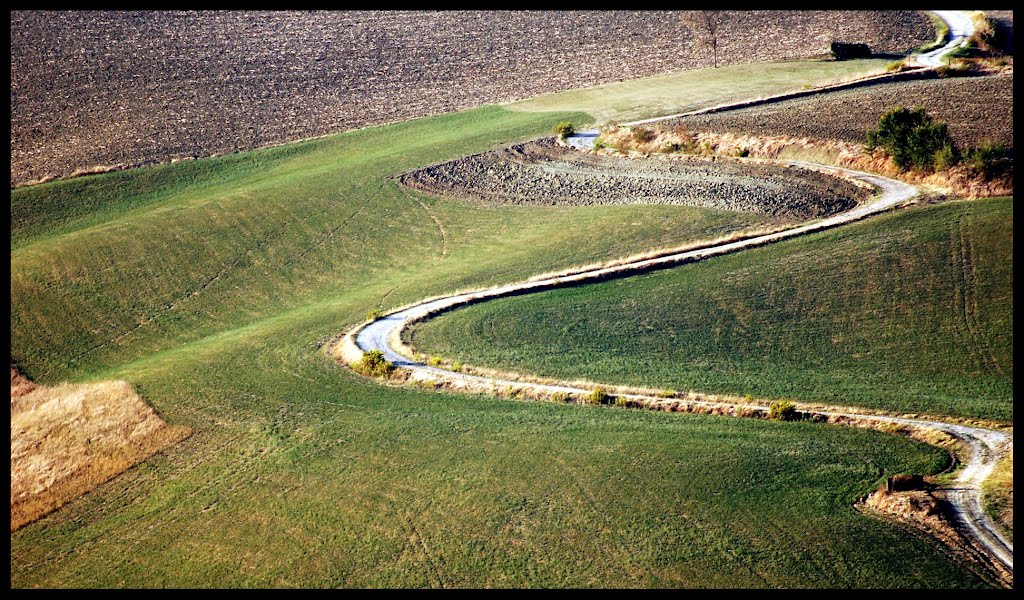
413, 198, 1013, 422
11, 309, 981, 588
10, 71, 993, 586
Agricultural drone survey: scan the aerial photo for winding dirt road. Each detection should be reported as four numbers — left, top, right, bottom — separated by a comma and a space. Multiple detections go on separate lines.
346, 159, 1012, 580
342, 9, 1012, 585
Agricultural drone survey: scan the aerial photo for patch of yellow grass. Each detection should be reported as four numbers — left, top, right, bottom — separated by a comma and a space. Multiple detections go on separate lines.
983, 452, 1013, 541
10, 374, 190, 531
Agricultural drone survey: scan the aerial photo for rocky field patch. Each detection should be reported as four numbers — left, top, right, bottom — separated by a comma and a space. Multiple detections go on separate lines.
400, 138, 869, 220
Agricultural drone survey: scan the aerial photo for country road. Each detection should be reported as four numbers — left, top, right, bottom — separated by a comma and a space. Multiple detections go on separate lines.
347, 159, 1012, 580
341, 9, 1012, 585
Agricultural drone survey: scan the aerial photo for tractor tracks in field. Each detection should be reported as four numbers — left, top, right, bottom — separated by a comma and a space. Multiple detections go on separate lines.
343, 158, 1013, 584
950, 216, 1007, 379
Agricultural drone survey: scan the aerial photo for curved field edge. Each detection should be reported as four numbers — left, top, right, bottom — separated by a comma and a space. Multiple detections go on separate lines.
7, 83, 993, 587
10, 330, 988, 587
410, 197, 1013, 422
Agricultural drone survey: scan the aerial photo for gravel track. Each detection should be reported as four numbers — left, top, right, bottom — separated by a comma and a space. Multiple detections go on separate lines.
400, 138, 868, 220
10, 10, 934, 187
347, 158, 1013, 582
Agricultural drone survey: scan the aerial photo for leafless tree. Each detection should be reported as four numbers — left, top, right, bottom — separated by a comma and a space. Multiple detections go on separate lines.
684, 10, 726, 68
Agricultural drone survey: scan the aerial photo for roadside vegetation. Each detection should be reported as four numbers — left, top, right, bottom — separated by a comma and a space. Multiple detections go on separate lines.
9, 61, 997, 587
412, 197, 1013, 422
982, 454, 1014, 541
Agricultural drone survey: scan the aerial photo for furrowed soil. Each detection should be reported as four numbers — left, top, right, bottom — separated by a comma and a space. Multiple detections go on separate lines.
671, 73, 1014, 150
400, 138, 868, 220
10, 10, 934, 187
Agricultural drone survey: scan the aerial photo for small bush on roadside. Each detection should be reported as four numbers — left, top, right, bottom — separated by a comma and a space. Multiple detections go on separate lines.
935, 61, 974, 78
933, 142, 959, 171
593, 138, 607, 150
550, 392, 570, 403
657, 389, 677, 398
587, 387, 610, 405
353, 350, 395, 378
615, 396, 631, 407
451, 361, 463, 373
632, 127, 656, 143
554, 122, 575, 139
735, 147, 750, 158
865, 106, 957, 172
768, 400, 799, 422
886, 59, 908, 73
660, 142, 683, 154
428, 356, 443, 366
964, 142, 1010, 179
367, 308, 383, 321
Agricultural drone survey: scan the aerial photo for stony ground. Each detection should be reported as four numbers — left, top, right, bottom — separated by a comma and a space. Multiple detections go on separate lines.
10, 10, 934, 187
672, 73, 1014, 150
401, 138, 868, 220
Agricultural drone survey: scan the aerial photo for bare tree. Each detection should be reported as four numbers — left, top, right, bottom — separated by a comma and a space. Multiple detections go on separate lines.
684, 10, 726, 68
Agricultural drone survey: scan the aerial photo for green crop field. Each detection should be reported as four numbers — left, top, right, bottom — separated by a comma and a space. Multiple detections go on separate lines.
10, 61, 997, 588
412, 197, 1013, 422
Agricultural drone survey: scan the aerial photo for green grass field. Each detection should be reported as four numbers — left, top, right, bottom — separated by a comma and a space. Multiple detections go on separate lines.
9, 61, 998, 587
412, 197, 1013, 422
507, 58, 895, 124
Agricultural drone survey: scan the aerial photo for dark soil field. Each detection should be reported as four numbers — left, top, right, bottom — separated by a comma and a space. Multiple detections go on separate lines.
401, 138, 867, 219
672, 73, 1014, 150
10, 10, 934, 187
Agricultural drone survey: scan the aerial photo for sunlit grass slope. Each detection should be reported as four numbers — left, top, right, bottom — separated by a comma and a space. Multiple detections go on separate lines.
413, 197, 1013, 422
10, 63, 993, 587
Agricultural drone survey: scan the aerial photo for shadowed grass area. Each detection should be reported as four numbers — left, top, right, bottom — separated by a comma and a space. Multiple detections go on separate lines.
413, 198, 1013, 422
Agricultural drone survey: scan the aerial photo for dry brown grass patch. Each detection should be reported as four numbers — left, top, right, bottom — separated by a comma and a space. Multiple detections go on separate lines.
10, 373, 190, 531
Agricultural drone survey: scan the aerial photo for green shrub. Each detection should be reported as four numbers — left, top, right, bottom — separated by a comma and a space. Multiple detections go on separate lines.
587, 387, 610, 405
550, 392, 570, 403
865, 107, 958, 172
554, 122, 575, 139
593, 138, 607, 150
428, 355, 443, 366
657, 389, 678, 398
964, 143, 1010, 179
735, 147, 750, 158
615, 396, 631, 407
451, 361, 463, 373
660, 142, 683, 154
367, 308, 383, 321
831, 41, 871, 61
768, 400, 799, 422
353, 350, 395, 378
933, 142, 959, 171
